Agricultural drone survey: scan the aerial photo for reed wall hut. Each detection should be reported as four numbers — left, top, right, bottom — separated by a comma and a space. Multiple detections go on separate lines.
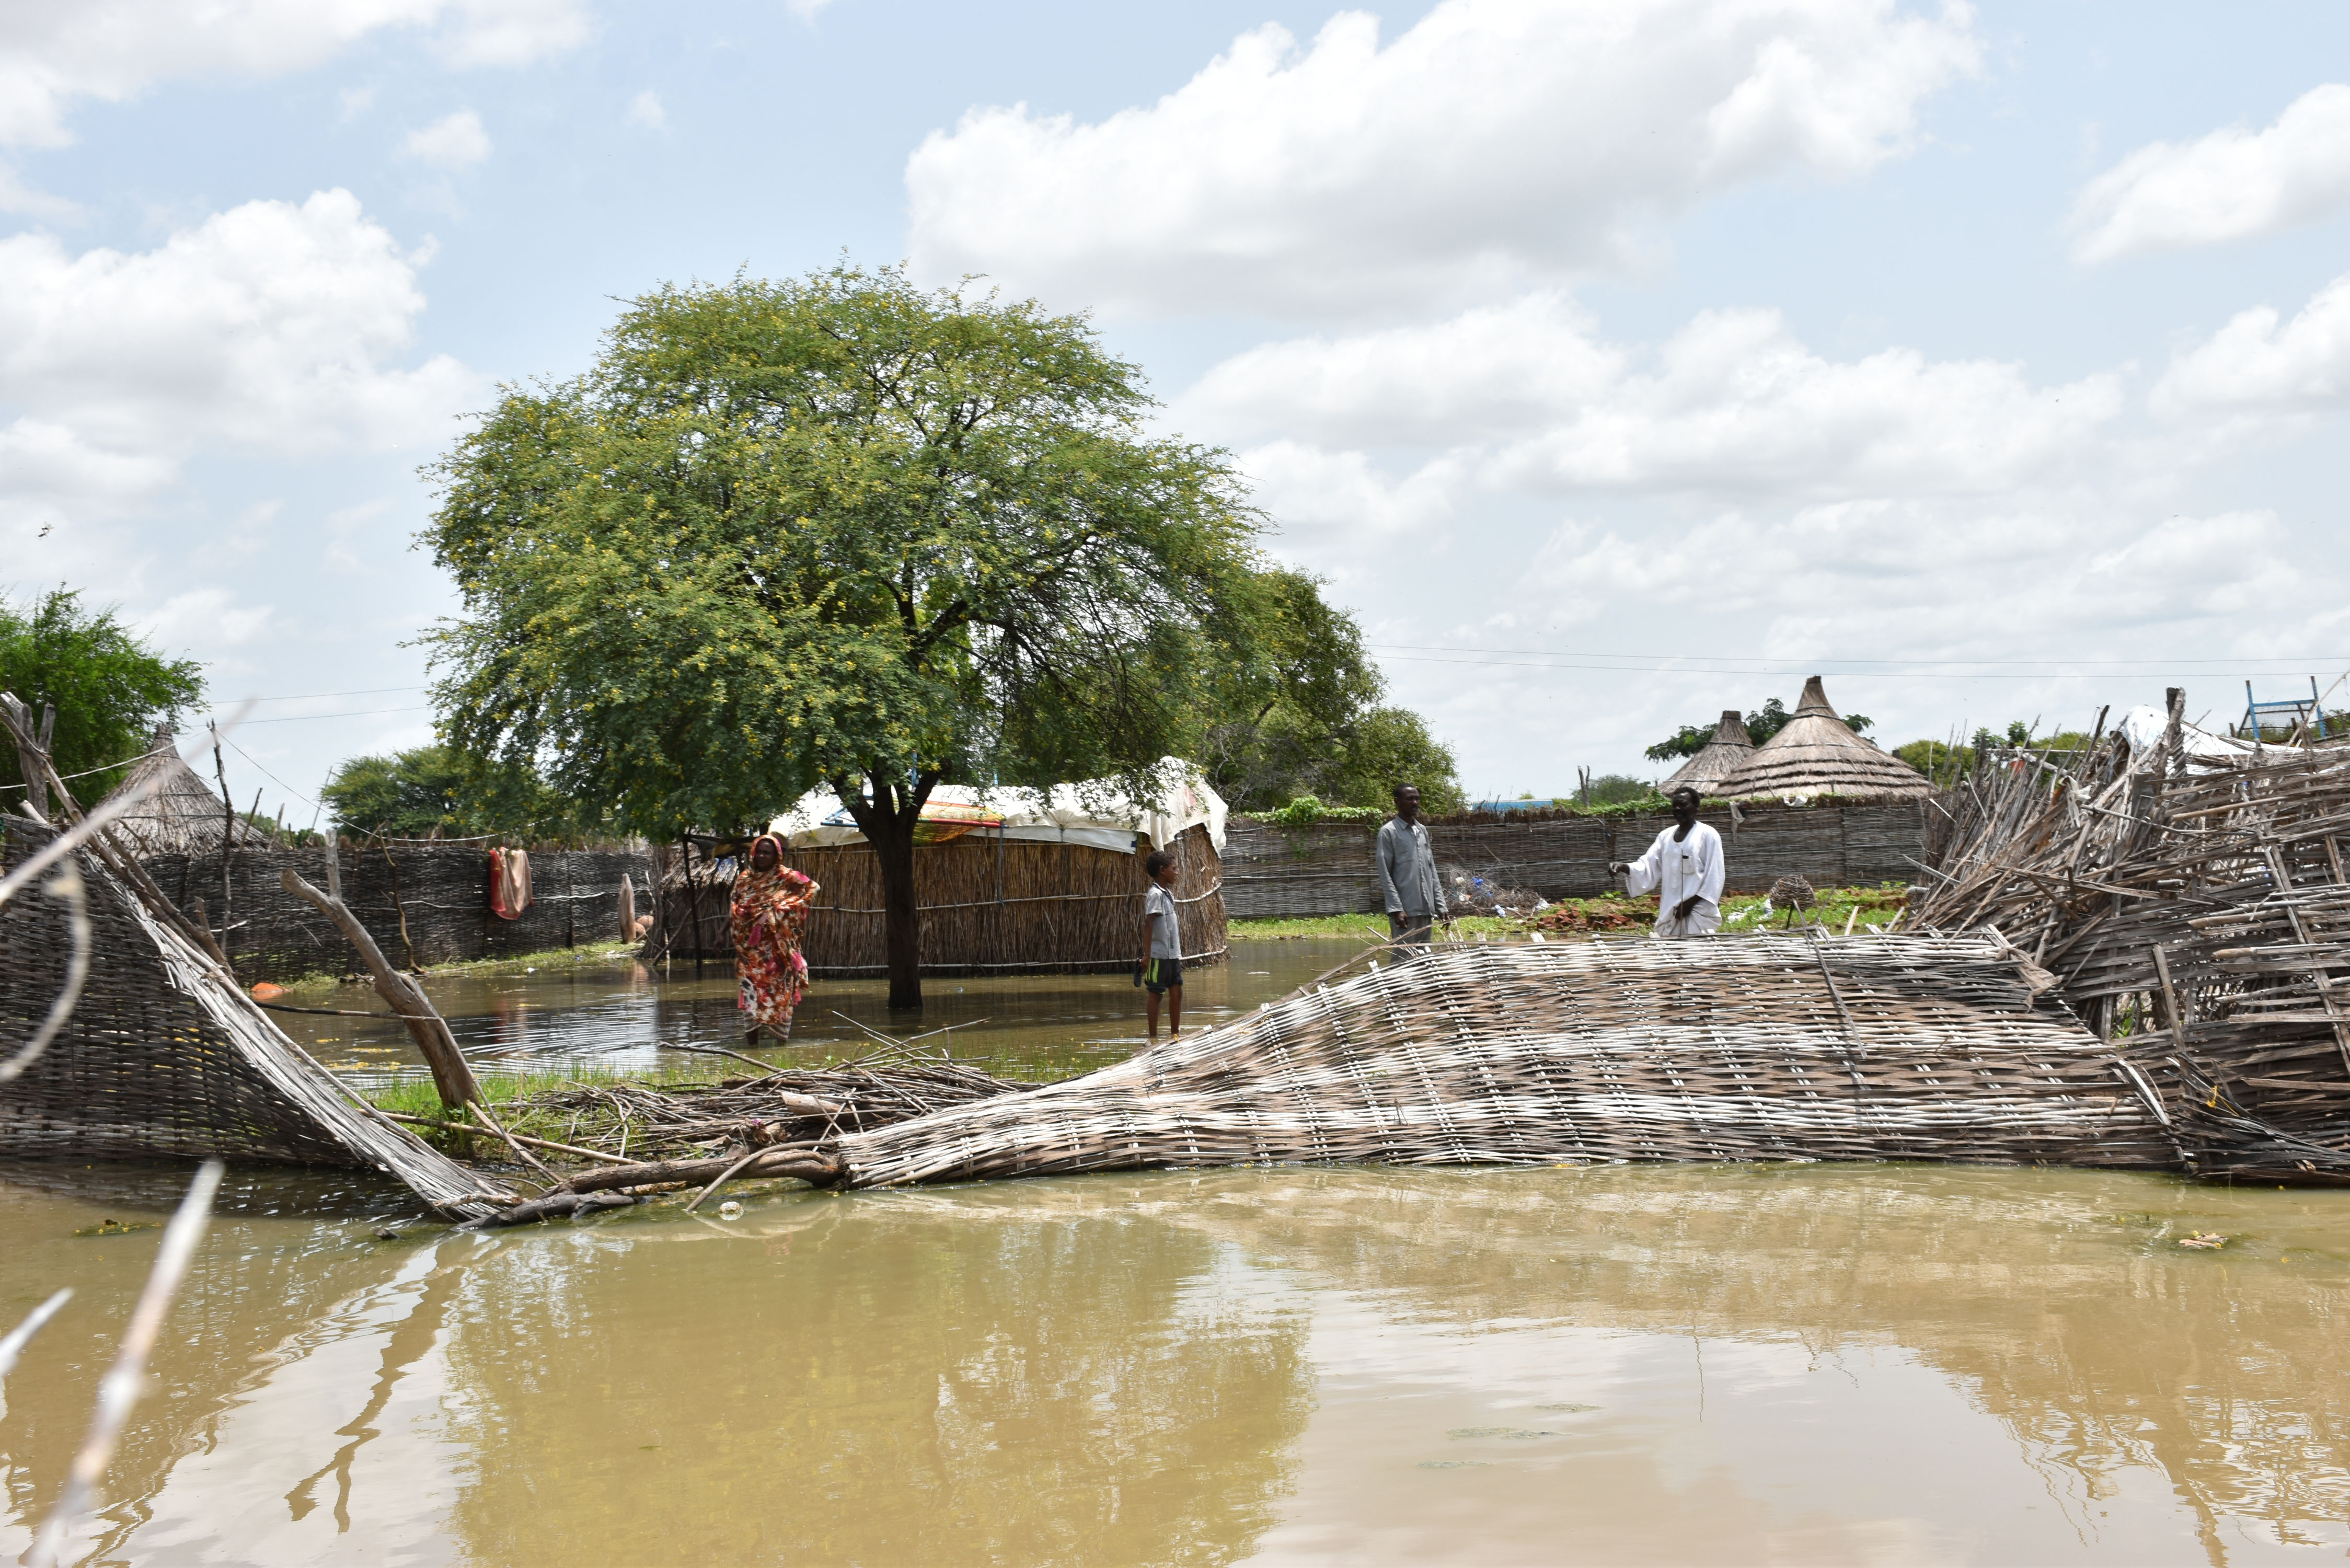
1664, 710, 1756, 794
104, 727, 269, 855
1715, 676, 1930, 801
647, 763, 1229, 977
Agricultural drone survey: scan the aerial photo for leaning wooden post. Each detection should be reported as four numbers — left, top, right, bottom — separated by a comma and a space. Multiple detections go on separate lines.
280, 866, 481, 1109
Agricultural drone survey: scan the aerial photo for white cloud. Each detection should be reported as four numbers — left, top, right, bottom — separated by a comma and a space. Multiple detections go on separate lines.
0, 0, 588, 148
624, 89, 666, 130
1180, 298, 2118, 505
785, 0, 837, 20
402, 108, 491, 169
139, 586, 274, 650
907, 0, 1979, 315
2152, 270, 2350, 418
0, 188, 475, 458
2070, 83, 2350, 264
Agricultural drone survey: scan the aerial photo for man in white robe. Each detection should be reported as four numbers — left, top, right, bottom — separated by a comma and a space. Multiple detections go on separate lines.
1609, 786, 1725, 936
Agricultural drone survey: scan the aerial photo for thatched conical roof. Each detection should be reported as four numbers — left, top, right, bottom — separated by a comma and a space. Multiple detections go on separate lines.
102, 726, 267, 854
1663, 710, 1755, 794
1713, 676, 1929, 801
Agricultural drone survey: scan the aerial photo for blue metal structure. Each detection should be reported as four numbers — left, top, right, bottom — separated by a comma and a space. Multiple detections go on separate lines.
2240, 677, 2331, 741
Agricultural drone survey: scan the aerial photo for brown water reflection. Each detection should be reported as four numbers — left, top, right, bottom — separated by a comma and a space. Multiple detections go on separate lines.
2, 1162, 2346, 1564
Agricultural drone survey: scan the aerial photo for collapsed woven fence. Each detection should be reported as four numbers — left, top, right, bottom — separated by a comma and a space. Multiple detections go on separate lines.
1221, 802, 1926, 919
0, 812, 509, 1215
827, 935, 2182, 1188
1913, 707, 2350, 1182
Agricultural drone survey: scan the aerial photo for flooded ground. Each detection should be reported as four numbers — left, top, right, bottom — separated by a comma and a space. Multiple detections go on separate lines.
275, 938, 1372, 1087
3, 1160, 2346, 1565
5, 941, 2349, 1563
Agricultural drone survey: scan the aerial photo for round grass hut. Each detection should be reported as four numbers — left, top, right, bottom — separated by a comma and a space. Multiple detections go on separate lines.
1664, 710, 1756, 794
103, 726, 269, 855
1714, 676, 1930, 801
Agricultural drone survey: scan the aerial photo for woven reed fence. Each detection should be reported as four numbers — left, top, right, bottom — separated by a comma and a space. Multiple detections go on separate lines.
137, 843, 655, 985
831, 933, 2180, 1187
0, 813, 506, 1213
1221, 802, 1928, 918
648, 822, 1227, 977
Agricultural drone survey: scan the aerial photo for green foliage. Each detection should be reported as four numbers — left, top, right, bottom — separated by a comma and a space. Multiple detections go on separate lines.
1645, 695, 1872, 763
1257, 794, 1386, 825
1897, 723, 2097, 785
421, 262, 1264, 839
321, 744, 594, 840
0, 586, 204, 800
1194, 568, 1462, 813
1582, 773, 1658, 807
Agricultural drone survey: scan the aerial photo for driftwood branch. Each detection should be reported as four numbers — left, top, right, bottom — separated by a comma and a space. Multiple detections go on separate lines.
279, 866, 481, 1109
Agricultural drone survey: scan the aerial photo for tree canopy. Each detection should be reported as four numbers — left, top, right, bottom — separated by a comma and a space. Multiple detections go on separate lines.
320, 744, 590, 841
0, 586, 204, 802
1194, 568, 1462, 814
421, 263, 1268, 1004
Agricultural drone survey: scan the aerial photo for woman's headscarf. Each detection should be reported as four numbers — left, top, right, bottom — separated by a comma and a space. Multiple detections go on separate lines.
729, 833, 813, 940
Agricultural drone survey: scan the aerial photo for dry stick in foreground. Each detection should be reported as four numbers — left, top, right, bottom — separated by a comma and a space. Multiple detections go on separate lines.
26, 1161, 223, 1568
280, 866, 482, 1109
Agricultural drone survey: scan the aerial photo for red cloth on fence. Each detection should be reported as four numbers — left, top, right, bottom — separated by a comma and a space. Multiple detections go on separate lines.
489, 848, 533, 919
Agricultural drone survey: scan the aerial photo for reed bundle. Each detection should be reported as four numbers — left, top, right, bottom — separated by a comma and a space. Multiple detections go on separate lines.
1911, 702, 2350, 1181
825, 935, 2180, 1188
489, 1050, 1037, 1165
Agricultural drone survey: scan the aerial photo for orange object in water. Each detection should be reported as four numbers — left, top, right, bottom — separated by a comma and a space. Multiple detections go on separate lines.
250, 983, 286, 1000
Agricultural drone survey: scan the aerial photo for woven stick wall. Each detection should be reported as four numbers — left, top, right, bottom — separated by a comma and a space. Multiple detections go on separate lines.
137, 844, 654, 984
1912, 725, 2350, 1181
0, 814, 508, 1215
832, 934, 2178, 1188
1220, 803, 1926, 918
649, 822, 1227, 976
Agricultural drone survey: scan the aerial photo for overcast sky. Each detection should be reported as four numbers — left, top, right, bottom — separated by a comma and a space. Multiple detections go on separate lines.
5, 0, 2349, 816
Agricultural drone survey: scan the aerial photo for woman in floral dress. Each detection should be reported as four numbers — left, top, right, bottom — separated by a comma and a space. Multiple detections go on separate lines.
729, 833, 819, 1045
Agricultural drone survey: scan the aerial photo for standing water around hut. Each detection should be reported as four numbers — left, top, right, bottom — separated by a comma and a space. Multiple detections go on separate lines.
3, 1158, 2347, 1563
4, 949, 2349, 1562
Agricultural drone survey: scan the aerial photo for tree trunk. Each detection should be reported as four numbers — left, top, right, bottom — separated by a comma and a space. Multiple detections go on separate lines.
834, 768, 940, 1011
872, 814, 923, 1008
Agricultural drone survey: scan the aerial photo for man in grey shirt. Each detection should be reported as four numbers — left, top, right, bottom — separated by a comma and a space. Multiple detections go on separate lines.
1377, 784, 1447, 955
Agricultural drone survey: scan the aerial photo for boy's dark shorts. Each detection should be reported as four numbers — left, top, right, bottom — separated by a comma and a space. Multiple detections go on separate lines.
1144, 956, 1183, 994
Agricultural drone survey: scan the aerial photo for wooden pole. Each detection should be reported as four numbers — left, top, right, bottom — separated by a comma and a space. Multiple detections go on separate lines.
2, 694, 46, 822
280, 866, 481, 1109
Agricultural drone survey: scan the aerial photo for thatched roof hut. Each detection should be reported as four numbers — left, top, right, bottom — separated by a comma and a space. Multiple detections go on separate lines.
1714, 676, 1930, 801
1663, 710, 1755, 794
102, 727, 266, 855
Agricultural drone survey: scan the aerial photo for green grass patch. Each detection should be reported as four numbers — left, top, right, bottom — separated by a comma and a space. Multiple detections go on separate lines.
1230, 914, 1526, 941
1233, 884, 1911, 944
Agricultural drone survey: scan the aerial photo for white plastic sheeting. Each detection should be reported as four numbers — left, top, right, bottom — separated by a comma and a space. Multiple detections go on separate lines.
769, 758, 1227, 855
2112, 705, 2257, 767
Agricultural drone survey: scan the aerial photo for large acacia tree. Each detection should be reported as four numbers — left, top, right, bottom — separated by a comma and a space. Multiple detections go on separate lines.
422, 264, 1264, 1006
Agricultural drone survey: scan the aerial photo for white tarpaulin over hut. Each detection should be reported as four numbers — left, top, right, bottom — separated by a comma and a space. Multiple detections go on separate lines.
769, 759, 1227, 856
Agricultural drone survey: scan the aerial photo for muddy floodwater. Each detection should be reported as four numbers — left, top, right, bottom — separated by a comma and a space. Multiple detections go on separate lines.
4, 946, 2349, 1564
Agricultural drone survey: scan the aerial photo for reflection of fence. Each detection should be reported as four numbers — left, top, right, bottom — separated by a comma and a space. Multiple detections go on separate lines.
137, 845, 655, 985
1222, 802, 1928, 918
649, 823, 1226, 977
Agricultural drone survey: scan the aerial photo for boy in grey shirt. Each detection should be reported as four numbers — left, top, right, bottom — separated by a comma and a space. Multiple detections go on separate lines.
1138, 848, 1184, 1043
